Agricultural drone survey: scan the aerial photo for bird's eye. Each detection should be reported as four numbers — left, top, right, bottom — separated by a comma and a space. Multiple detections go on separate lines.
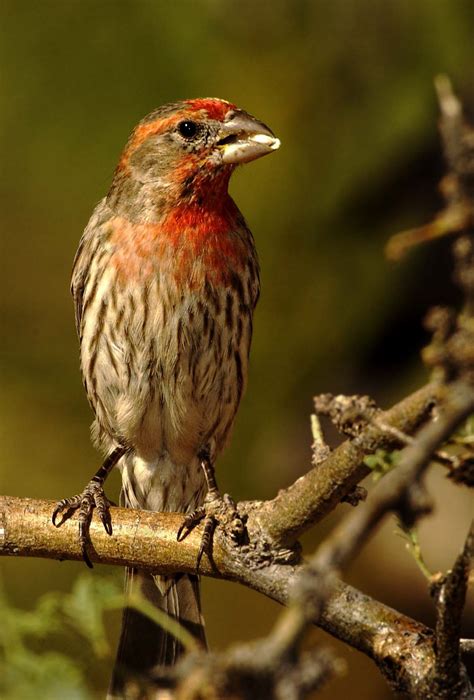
178, 121, 198, 139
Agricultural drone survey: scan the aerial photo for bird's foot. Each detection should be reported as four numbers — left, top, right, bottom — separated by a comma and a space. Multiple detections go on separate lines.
52, 479, 112, 568
177, 451, 245, 571
177, 490, 245, 571
51, 446, 126, 567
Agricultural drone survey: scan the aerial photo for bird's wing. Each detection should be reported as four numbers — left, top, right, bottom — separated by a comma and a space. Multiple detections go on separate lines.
71, 198, 111, 337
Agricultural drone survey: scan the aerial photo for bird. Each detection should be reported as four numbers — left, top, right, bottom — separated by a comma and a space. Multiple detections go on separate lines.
51, 97, 280, 697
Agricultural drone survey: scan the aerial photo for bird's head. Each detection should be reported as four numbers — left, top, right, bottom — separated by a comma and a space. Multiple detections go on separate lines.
108, 98, 280, 217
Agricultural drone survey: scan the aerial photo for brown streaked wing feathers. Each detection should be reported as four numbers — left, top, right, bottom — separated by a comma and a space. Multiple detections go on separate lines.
71, 198, 112, 336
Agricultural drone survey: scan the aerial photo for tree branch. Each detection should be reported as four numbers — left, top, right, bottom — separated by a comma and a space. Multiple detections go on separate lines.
252, 380, 474, 698
0, 493, 439, 696
430, 521, 474, 697
244, 382, 441, 548
0, 381, 446, 579
308, 380, 474, 572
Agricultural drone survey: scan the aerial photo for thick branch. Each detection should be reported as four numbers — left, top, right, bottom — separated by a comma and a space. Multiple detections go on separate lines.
0, 496, 226, 576
0, 494, 438, 695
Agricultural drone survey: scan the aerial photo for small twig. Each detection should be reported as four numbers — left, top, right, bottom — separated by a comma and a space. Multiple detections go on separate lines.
396, 522, 433, 581
385, 205, 471, 261
386, 76, 474, 261
310, 413, 331, 466
371, 417, 463, 472
372, 418, 413, 444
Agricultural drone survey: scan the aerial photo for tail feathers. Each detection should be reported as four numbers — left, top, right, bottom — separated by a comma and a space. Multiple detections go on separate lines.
108, 569, 207, 698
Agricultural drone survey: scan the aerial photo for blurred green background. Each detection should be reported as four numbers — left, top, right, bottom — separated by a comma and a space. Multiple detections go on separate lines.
1, 1, 473, 697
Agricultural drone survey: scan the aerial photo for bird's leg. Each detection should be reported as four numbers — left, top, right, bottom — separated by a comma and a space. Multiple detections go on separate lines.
177, 450, 245, 571
52, 445, 127, 567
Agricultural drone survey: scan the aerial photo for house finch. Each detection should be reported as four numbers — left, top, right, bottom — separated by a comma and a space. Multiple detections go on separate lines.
52, 98, 280, 695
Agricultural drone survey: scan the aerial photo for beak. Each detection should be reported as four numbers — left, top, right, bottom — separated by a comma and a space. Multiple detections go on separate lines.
216, 110, 280, 164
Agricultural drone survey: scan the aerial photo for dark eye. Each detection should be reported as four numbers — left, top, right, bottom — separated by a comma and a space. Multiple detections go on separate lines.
178, 120, 198, 139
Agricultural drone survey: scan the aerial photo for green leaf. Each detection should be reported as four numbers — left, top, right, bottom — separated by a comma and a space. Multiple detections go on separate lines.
396, 521, 432, 580
61, 574, 121, 658
363, 449, 401, 481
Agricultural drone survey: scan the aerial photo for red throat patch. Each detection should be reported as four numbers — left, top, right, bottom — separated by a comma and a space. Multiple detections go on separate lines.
109, 197, 248, 288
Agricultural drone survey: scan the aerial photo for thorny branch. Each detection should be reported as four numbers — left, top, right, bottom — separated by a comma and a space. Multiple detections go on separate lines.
2, 77, 474, 698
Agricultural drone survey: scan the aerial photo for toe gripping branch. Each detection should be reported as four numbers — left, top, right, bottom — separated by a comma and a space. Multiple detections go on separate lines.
177, 451, 245, 572
52, 445, 127, 568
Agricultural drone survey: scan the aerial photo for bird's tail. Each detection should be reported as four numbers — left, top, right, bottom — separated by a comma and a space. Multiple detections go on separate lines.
108, 453, 207, 699
108, 568, 206, 698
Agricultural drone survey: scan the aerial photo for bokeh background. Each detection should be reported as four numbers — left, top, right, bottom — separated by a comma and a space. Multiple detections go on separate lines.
1, 1, 473, 698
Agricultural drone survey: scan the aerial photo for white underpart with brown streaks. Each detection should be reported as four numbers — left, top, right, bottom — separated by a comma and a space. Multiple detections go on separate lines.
74, 198, 258, 515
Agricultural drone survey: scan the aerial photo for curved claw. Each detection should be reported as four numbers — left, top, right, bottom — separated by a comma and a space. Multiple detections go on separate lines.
176, 506, 206, 542
52, 510, 67, 528
176, 496, 242, 572
52, 495, 82, 527
196, 545, 205, 573
101, 515, 113, 536
176, 522, 187, 542
96, 494, 113, 536
51, 507, 61, 527
178, 455, 246, 571
196, 516, 217, 573
79, 520, 94, 569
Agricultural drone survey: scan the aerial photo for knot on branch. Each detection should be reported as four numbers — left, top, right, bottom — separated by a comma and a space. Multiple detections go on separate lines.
238, 537, 301, 570
341, 485, 367, 507
454, 235, 474, 303
313, 393, 379, 439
